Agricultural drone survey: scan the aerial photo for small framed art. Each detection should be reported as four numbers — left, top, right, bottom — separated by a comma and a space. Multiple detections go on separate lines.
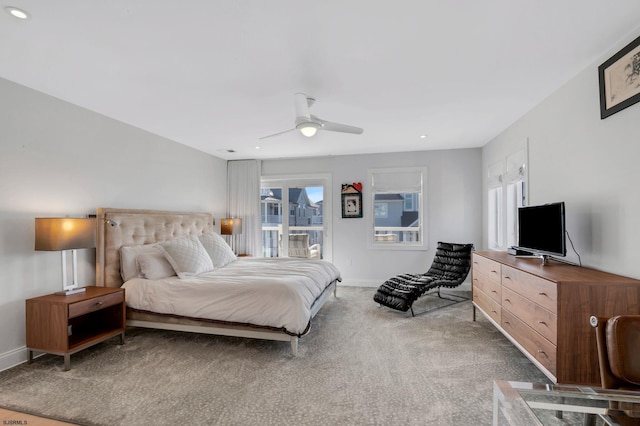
342, 193, 362, 218
341, 182, 363, 218
598, 34, 640, 119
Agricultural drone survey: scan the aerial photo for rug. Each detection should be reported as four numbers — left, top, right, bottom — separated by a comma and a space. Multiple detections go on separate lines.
0, 287, 549, 425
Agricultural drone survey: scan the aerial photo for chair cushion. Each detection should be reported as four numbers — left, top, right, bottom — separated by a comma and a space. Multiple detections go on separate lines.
606, 315, 640, 386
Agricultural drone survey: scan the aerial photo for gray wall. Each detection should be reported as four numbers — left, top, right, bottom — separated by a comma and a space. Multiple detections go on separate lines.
262, 148, 483, 286
482, 32, 640, 278
0, 78, 227, 370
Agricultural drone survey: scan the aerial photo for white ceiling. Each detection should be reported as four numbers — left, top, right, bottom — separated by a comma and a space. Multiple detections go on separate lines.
2, 1, 640, 160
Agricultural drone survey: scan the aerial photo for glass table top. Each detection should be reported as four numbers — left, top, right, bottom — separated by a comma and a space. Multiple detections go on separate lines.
494, 380, 640, 425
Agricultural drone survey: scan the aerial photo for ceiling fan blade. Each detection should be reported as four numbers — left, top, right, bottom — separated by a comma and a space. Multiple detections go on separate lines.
294, 93, 311, 120
319, 119, 363, 135
259, 128, 296, 140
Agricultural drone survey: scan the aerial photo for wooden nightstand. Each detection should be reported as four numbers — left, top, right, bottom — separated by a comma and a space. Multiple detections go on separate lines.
26, 286, 125, 370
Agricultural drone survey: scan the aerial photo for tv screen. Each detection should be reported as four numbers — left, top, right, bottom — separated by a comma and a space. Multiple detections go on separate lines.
517, 202, 566, 257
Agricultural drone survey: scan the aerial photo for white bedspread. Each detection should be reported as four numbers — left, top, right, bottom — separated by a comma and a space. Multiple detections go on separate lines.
122, 257, 341, 335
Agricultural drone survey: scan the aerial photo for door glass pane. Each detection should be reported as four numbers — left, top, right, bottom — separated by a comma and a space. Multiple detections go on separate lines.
261, 187, 282, 257
289, 186, 324, 259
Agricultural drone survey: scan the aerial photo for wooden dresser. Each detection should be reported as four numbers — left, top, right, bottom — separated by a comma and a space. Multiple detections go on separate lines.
472, 250, 640, 386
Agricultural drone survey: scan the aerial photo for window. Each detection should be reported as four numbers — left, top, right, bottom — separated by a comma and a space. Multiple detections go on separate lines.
488, 186, 503, 250
368, 167, 426, 249
403, 194, 417, 211
487, 146, 528, 250
374, 202, 388, 218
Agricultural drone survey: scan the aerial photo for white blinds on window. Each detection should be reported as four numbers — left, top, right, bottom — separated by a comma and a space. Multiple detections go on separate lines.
371, 169, 423, 193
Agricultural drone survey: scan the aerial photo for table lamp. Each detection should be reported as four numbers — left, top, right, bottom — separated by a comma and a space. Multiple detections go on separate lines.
35, 217, 96, 295
220, 217, 242, 254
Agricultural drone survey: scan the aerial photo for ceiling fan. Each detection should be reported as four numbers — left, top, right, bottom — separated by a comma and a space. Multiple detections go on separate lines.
260, 93, 363, 140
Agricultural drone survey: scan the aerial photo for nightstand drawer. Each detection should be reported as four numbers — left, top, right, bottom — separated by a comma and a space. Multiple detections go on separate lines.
69, 291, 124, 319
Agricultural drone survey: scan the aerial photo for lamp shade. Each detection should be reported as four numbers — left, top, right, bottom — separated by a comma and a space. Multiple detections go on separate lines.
220, 218, 242, 235
35, 218, 96, 251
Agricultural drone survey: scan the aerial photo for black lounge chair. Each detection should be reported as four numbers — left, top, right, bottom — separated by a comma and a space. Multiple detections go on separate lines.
373, 242, 474, 316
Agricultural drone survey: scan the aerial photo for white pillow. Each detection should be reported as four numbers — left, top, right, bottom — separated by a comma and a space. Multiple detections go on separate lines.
137, 252, 176, 280
158, 236, 214, 278
120, 244, 162, 282
199, 232, 237, 268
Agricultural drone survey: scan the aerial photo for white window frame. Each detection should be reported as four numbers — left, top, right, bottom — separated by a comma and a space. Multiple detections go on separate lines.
367, 166, 427, 250
487, 144, 528, 251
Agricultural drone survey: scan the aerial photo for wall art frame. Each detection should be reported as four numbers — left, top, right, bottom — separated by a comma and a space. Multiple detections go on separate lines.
598, 34, 640, 119
341, 182, 363, 218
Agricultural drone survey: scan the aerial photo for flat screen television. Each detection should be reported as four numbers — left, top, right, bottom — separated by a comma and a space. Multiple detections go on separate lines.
517, 202, 566, 263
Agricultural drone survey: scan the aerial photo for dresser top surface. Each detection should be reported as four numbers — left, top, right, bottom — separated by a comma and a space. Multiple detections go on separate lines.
474, 250, 640, 284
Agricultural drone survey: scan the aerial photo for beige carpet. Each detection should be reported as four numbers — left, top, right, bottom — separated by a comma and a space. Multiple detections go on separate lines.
0, 287, 549, 425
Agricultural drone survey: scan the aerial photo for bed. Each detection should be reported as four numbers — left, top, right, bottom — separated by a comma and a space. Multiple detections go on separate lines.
95, 208, 341, 355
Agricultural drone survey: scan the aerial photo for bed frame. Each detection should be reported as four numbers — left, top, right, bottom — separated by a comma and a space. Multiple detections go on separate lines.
95, 207, 337, 356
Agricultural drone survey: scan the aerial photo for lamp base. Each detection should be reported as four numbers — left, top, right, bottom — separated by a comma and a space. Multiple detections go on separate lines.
55, 287, 87, 296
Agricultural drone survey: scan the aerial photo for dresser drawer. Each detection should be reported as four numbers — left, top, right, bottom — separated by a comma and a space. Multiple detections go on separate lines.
69, 291, 124, 319
501, 287, 557, 345
501, 265, 557, 313
472, 254, 501, 284
474, 288, 501, 324
473, 272, 501, 303
502, 309, 557, 376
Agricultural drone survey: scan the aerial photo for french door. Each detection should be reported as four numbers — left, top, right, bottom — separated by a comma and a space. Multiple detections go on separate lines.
260, 175, 331, 261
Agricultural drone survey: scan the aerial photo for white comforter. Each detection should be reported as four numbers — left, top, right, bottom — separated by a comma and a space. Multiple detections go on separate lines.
122, 257, 341, 335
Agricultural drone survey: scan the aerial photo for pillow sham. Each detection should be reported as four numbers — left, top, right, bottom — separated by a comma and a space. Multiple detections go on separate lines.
137, 252, 176, 280
199, 232, 237, 268
120, 243, 162, 282
158, 235, 214, 278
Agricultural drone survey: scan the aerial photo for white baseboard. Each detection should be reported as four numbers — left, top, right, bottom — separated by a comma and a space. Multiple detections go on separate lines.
0, 346, 27, 372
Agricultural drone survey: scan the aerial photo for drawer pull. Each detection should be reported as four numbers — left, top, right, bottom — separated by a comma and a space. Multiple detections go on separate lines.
537, 350, 548, 357
94, 301, 104, 307
504, 321, 510, 325
491, 290, 498, 294
491, 270, 497, 273
503, 298, 511, 303
538, 292, 547, 296
473, 261, 479, 265
491, 310, 497, 314
537, 320, 547, 325
503, 276, 511, 280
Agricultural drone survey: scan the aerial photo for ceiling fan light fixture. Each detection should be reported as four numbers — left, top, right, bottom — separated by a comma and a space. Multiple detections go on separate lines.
5, 6, 30, 19
297, 122, 319, 137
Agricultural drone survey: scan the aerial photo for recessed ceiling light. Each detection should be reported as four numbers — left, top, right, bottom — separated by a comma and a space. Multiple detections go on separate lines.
420, 134, 427, 139
5, 6, 30, 20
255, 146, 261, 150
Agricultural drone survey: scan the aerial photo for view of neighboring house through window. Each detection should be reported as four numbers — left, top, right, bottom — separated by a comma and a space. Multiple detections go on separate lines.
261, 177, 329, 259
369, 167, 426, 249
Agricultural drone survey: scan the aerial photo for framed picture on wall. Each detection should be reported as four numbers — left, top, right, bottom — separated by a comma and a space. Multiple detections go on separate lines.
598, 34, 640, 119
341, 193, 362, 218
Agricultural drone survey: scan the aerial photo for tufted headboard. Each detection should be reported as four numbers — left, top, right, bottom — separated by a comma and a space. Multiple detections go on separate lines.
96, 208, 215, 288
